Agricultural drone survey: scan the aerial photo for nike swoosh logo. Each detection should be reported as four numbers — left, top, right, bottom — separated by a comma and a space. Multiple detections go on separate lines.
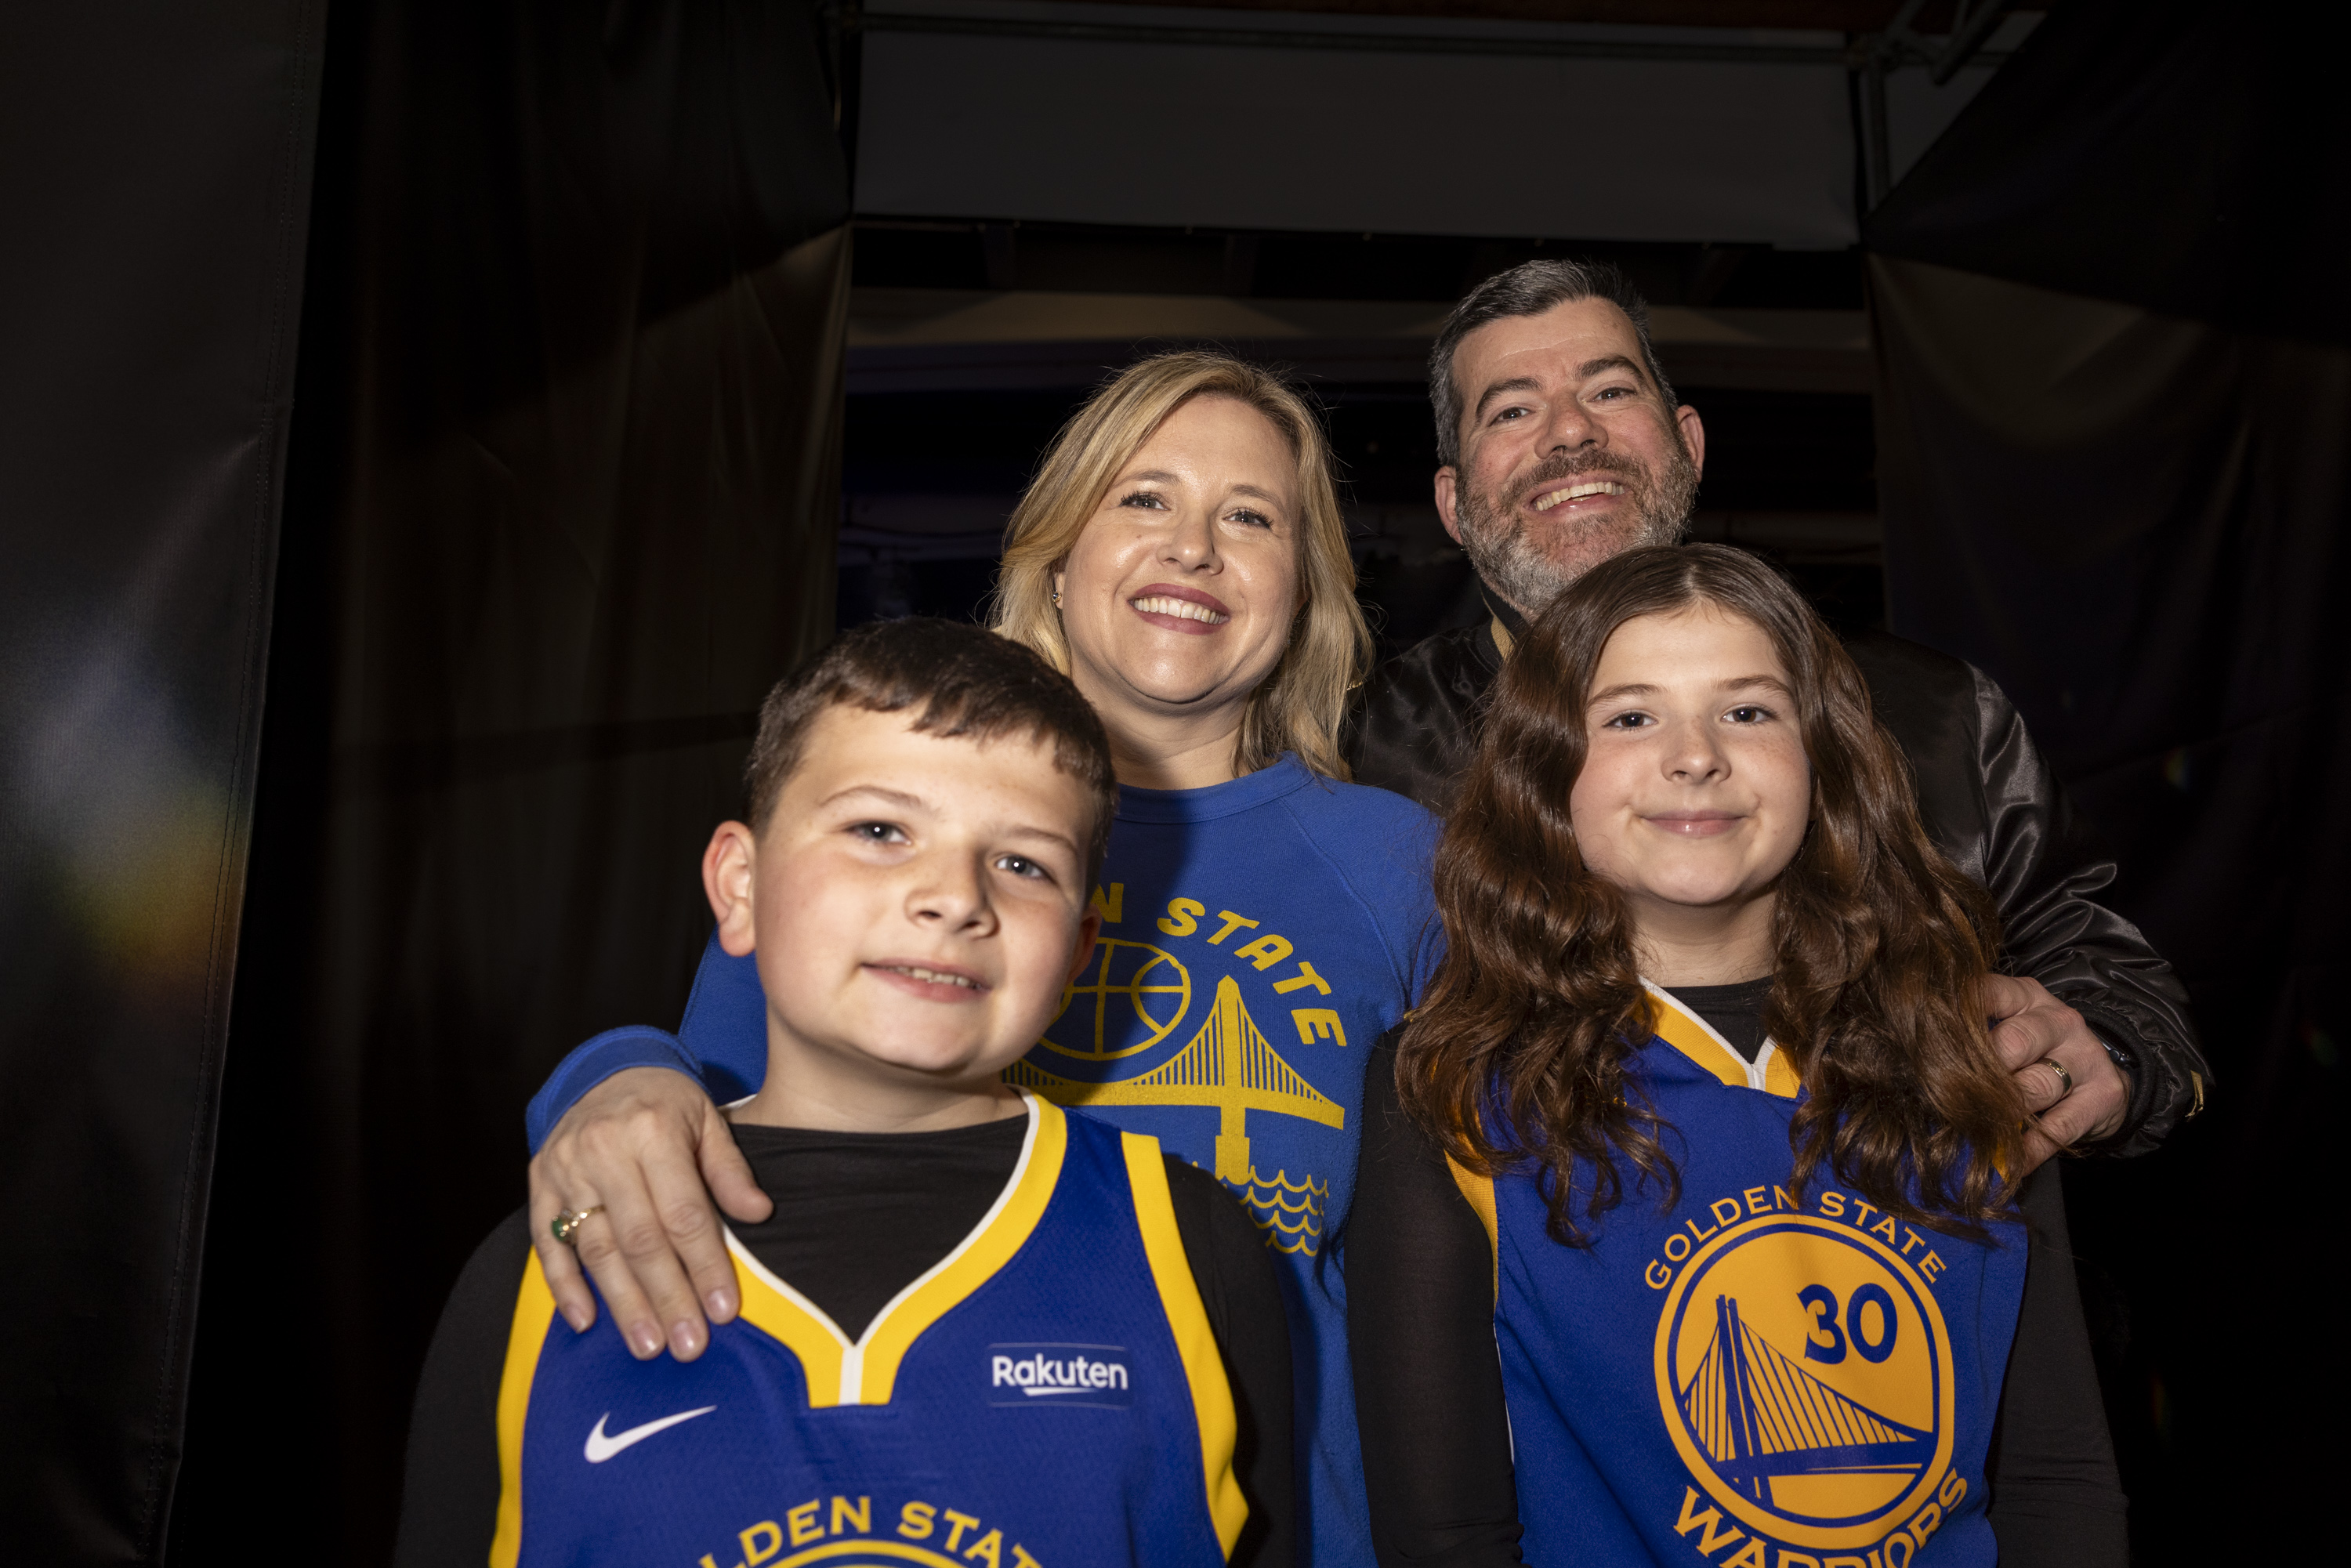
583, 1405, 716, 1463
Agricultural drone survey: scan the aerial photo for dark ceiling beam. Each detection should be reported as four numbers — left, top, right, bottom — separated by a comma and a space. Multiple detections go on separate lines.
1067, 0, 2019, 31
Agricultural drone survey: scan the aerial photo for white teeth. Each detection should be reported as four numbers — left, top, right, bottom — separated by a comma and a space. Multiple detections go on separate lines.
892, 965, 977, 989
1132, 595, 1229, 624
1532, 480, 1628, 512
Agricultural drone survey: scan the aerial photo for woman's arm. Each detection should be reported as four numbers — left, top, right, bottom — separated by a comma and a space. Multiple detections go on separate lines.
1166, 1158, 1296, 1568
528, 1066, 770, 1361
526, 933, 776, 1360
1348, 1035, 1525, 1568
1985, 1163, 2129, 1566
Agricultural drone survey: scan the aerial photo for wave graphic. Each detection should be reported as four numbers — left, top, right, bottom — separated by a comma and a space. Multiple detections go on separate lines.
1234, 1168, 1328, 1255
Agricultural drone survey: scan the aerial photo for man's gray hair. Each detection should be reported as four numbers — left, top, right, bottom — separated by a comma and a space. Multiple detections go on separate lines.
1428, 259, 1679, 469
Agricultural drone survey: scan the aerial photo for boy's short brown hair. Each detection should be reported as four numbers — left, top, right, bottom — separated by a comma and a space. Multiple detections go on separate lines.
744, 618, 1118, 880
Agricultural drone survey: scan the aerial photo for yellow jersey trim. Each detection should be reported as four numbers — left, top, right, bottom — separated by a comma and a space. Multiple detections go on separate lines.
732, 1238, 853, 1407
731, 1092, 1067, 1407
1489, 614, 1517, 660
491, 1255, 558, 1568
1445, 1156, 1501, 1304
1122, 1132, 1248, 1559
1642, 980, 1800, 1099
860, 1095, 1065, 1403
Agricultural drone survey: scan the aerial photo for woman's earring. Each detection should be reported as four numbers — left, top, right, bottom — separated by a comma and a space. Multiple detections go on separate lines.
1052, 587, 1063, 607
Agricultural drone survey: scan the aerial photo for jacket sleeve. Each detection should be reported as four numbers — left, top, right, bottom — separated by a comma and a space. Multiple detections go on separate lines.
1961, 664, 2209, 1155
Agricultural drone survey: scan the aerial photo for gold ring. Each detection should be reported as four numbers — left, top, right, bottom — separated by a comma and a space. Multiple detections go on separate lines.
2041, 1057, 2072, 1099
551, 1205, 604, 1247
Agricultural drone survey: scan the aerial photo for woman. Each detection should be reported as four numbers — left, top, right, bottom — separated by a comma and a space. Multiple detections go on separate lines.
526, 353, 1441, 1566
1348, 545, 2124, 1566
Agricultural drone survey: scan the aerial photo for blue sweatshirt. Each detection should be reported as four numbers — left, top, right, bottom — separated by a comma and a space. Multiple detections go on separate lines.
526, 754, 1442, 1566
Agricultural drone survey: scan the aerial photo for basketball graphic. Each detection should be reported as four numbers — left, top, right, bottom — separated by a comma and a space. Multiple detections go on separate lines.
1654, 1213, 1955, 1551
1038, 939, 1191, 1062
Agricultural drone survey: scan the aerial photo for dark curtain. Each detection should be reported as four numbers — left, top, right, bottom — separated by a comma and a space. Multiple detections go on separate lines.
170, 0, 850, 1556
0, 5, 323, 1561
1867, 1, 2348, 1557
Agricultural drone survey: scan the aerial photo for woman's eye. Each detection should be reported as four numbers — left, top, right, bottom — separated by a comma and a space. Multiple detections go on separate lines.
995, 854, 1048, 881
1227, 508, 1273, 530
1118, 490, 1169, 510
849, 821, 908, 846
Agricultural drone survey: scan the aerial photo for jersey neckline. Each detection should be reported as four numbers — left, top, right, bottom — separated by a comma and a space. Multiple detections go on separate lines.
1114, 751, 1319, 825
1641, 980, 1801, 1099
726, 1092, 1067, 1407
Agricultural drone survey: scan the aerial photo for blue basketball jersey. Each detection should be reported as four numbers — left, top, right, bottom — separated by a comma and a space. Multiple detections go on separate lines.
1453, 987, 2028, 1568
492, 1097, 1245, 1568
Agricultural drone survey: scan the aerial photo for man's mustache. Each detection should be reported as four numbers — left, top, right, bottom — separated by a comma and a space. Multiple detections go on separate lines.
1512, 451, 1650, 508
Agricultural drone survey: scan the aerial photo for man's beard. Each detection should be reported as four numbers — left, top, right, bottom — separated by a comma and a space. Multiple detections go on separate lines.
1454, 441, 1701, 616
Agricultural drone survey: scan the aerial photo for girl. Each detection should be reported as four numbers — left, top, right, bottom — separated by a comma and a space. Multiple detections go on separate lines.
1348, 544, 2121, 1566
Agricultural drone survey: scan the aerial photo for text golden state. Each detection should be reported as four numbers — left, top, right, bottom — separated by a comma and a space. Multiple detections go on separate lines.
698, 1495, 1045, 1568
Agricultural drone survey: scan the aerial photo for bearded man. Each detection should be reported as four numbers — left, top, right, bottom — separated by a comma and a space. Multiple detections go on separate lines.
1347, 259, 2205, 1164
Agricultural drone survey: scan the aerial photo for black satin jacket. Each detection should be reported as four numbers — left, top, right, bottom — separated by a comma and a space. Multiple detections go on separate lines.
1345, 607, 2209, 1157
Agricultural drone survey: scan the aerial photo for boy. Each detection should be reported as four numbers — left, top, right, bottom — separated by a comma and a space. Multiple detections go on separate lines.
395, 619, 1292, 1568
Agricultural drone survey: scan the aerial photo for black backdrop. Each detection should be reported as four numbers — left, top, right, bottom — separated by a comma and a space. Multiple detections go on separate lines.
0, 4, 323, 1559
1867, 0, 2348, 1556
167, 0, 850, 1558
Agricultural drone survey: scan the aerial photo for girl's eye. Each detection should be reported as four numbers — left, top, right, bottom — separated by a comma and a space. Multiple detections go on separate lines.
995, 854, 1048, 881
849, 821, 909, 846
1602, 711, 1653, 730
1726, 704, 1775, 724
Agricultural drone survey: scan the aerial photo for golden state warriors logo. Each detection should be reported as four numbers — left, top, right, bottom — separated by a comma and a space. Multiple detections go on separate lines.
1001, 884, 1353, 1253
1655, 1211, 1955, 1554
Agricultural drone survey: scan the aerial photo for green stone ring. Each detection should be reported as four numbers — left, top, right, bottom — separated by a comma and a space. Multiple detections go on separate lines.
550, 1205, 604, 1247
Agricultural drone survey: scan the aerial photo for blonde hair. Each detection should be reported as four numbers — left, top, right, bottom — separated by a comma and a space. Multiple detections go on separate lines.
991, 351, 1371, 780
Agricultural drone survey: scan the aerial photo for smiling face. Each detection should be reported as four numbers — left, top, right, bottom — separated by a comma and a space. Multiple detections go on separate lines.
1052, 393, 1302, 770
1438, 296, 1705, 615
704, 704, 1101, 1129
1568, 603, 1811, 977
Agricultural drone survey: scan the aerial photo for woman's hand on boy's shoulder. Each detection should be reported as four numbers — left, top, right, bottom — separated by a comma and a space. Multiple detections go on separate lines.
528, 1066, 773, 1362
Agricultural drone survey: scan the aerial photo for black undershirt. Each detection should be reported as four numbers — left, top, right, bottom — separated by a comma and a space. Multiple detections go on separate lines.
1347, 987, 2128, 1568
1661, 975, 1773, 1063
395, 1115, 1295, 1568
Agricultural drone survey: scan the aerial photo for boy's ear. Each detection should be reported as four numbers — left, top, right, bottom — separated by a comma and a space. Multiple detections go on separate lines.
1065, 907, 1102, 984
702, 821, 760, 958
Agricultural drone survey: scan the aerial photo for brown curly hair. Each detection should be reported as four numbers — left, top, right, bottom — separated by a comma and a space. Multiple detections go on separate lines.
1396, 544, 2024, 1244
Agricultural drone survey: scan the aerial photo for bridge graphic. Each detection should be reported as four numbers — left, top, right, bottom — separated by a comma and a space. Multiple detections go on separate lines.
1678, 1295, 1933, 1502
1004, 976, 1344, 1182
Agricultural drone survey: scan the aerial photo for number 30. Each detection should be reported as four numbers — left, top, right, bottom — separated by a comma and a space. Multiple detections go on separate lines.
1799, 1283, 1899, 1365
